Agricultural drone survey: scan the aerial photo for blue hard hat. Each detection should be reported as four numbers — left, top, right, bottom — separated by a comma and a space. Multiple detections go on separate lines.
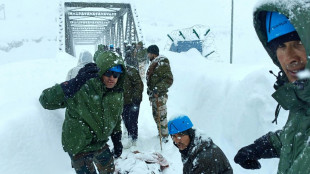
266, 11, 296, 43
108, 65, 123, 73
109, 44, 114, 49
168, 115, 193, 135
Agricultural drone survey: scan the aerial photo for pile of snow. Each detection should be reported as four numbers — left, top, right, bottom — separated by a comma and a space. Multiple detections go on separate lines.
0, 0, 289, 173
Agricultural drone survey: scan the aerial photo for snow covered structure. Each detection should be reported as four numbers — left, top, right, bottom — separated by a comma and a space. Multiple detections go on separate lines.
165, 25, 216, 59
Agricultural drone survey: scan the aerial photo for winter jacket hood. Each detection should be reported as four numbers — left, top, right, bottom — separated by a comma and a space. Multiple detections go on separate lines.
77, 51, 93, 66
95, 51, 126, 90
253, 0, 310, 70
66, 51, 93, 81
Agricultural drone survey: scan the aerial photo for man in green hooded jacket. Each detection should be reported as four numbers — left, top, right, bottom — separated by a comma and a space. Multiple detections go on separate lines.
234, 1, 310, 174
39, 51, 126, 174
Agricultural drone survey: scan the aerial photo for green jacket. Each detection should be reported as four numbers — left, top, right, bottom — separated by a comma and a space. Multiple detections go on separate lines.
254, 1, 310, 173
181, 130, 233, 174
93, 44, 106, 62
135, 48, 148, 63
39, 52, 126, 155
146, 55, 173, 97
123, 65, 144, 105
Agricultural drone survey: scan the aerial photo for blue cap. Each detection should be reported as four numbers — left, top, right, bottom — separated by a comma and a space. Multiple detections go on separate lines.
168, 115, 193, 135
266, 12, 296, 42
108, 65, 123, 73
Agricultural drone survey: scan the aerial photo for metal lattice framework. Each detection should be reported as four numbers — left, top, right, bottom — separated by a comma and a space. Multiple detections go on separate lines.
64, 2, 140, 56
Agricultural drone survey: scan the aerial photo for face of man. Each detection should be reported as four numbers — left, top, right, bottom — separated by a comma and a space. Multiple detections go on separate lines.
147, 53, 156, 61
171, 133, 190, 150
102, 71, 119, 88
276, 40, 307, 82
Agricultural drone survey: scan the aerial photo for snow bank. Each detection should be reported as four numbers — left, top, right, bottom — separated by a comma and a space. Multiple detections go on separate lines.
0, 0, 290, 173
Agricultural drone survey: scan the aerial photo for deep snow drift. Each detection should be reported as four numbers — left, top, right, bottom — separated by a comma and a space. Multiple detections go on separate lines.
0, 0, 288, 174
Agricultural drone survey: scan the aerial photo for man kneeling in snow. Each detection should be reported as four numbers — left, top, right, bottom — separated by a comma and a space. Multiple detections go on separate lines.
168, 115, 233, 174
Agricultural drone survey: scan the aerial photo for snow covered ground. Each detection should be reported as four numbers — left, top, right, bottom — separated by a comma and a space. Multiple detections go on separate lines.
0, 0, 289, 173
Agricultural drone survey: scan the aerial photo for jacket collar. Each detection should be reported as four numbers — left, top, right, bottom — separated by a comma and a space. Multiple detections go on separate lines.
272, 80, 310, 111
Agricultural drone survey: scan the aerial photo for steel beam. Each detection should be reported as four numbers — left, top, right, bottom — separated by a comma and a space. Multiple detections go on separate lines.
65, 2, 130, 8
68, 11, 117, 17
70, 20, 110, 26
72, 27, 105, 31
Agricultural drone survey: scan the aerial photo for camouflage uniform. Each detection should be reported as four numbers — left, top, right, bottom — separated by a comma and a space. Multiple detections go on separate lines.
150, 95, 169, 137
146, 55, 173, 138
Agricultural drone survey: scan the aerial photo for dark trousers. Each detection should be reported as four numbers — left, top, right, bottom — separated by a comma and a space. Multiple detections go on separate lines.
122, 103, 140, 140
69, 145, 114, 174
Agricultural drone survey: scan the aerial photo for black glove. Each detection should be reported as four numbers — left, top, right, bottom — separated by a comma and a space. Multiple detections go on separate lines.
234, 134, 279, 169
111, 132, 123, 158
61, 63, 99, 98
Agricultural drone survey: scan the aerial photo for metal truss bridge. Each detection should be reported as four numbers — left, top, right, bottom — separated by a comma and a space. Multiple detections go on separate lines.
61, 2, 141, 56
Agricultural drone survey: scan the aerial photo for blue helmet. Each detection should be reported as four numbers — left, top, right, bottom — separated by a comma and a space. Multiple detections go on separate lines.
266, 11, 296, 42
168, 115, 193, 135
108, 65, 123, 73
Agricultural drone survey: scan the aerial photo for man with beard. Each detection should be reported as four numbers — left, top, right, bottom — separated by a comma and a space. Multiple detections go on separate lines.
146, 45, 173, 143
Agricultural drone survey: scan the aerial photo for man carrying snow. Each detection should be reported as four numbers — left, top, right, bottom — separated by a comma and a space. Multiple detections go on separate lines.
146, 45, 173, 143
66, 50, 93, 80
39, 52, 125, 174
168, 115, 233, 174
234, 1, 310, 173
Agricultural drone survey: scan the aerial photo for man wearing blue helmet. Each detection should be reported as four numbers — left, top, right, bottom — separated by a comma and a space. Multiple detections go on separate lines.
234, 1, 310, 173
39, 51, 126, 174
168, 115, 232, 174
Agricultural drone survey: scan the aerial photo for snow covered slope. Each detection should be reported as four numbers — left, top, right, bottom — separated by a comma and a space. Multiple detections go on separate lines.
0, 0, 288, 173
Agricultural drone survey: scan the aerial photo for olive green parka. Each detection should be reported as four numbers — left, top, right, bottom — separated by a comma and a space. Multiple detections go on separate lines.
39, 52, 126, 155
123, 65, 144, 105
254, 1, 310, 173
